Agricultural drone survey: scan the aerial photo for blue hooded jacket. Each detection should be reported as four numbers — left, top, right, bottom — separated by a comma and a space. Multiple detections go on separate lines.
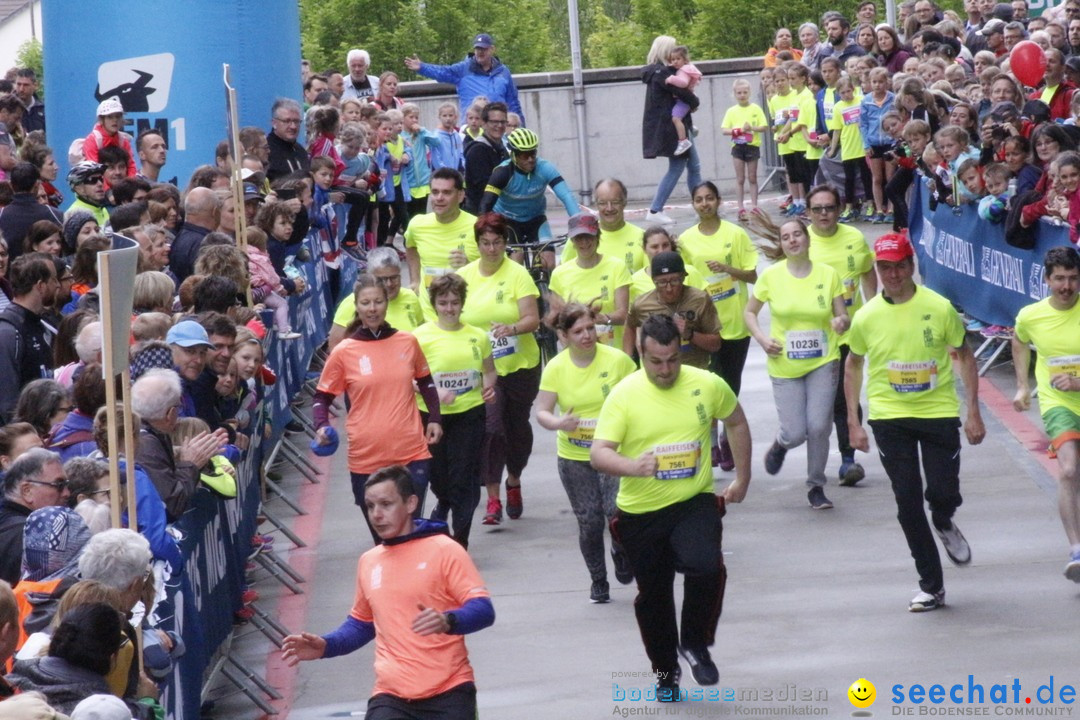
418, 54, 524, 122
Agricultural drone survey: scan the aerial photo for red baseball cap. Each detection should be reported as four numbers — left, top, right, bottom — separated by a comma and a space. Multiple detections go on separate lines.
874, 233, 914, 262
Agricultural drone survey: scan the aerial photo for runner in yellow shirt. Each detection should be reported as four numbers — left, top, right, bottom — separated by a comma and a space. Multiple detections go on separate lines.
329, 247, 424, 351
591, 313, 751, 700
720, 79, 769, 218
536, 303, 637, 603
806, 184, 877, 486
677, 181, 759, 470
456, 213, 541, 526
412, 273, 496, 549
549, 213, 631, 349
561, 178, 645, 276
744, 218, 849, 510
1012, 246, 1080, 582
403, 168, 480, 320
845, 233, 985, 613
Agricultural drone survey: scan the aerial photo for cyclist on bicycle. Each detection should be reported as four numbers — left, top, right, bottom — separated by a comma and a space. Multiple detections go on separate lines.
480, 128, 581, 268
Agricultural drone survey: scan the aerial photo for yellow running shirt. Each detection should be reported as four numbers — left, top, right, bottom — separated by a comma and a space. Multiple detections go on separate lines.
549, 255, 631, 348
807, 223, 875, 331
539, 343, 636, 461
595, 366, 737, 514
720, 103, 767, 148
411, 321, 492, 415
456, 258, 541, 375
752, 260, 843, 379
1015, 297, 1080, 415
677, 220, 759, 340
846, 286, 966, 420
561, 222, 646, 276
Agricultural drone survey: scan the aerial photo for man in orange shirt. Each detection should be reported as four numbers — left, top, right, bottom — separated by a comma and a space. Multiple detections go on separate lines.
282, 465, 495, 719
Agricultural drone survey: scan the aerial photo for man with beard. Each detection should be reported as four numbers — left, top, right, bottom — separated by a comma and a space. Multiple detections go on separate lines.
821, 15, 867, 65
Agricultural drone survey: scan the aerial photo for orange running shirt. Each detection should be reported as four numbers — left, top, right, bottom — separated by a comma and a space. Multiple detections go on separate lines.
317, 332, 433, 473
350, 532, 491, 700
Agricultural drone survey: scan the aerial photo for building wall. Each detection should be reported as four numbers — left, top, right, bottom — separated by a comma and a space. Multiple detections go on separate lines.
399, 59, 770, 204
0, 2, 41, 73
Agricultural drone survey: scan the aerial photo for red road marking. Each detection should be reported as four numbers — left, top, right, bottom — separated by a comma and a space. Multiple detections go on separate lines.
977, 377, 1058, 478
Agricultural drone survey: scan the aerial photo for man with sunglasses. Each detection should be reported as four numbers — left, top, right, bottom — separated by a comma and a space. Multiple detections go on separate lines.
806, 184, 877, 487
0, 448, 69, 585
63, 161, 109, 228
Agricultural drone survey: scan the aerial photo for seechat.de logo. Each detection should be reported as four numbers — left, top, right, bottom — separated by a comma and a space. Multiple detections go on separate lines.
95, 53, 175, 113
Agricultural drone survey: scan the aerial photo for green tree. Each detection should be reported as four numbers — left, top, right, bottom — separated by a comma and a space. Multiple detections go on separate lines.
16, 38, 43, 100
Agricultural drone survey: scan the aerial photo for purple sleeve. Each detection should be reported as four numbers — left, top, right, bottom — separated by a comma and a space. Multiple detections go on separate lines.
448, 596, 495, 635
313, 390, 335, 429
321, 615, 375, 658
416, 374, 441, 425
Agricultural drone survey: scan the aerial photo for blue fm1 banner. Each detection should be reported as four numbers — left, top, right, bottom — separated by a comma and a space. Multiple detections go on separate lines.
41, 0, 301, 187
909, 181, 1064, 328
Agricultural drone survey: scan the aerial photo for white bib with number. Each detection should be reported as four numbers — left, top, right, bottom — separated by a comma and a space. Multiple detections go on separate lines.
489, 331, 519, 359
1048, 355, 1080, 377
706, 272, 736, 302
567, 418, 597, 448
434, 370, 479, 396
595, 323, 615, 346
887, 360, 938, 392
653, 441, 701, 480
423, 266, 450, 287
785, 330, 826, 360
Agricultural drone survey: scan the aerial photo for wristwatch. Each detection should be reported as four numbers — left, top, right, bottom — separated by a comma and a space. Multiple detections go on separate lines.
444, 611, 458, 633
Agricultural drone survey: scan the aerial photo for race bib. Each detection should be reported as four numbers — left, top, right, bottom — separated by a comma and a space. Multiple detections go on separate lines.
423, 266, 450, 287
785, 330, 826, 360
567, 418, 597, 448
489, 331, 519, 359
842, 277, 857, 307
434, 370, 479, 396
1048, 355, 1080, 377
654, 442, 701, 480
595, 323, 615, 346
707, 272, 736, 302
887, 360, 938, 392
841, 106, 861, 125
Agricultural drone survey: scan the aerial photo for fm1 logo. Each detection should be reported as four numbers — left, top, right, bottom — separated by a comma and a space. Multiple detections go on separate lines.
96, 52, 187, 150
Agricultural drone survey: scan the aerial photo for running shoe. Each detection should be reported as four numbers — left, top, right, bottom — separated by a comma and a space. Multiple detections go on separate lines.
909, 589, 945, 612
678, 645, 720, 685
935, 521, 971, 565
590, 579, 610, 603
482, 497, 503, 525
674, 138, 693, 155
1064, 551, 1080, 582
737, 209, 749, 222
764, 440, 787, 475
716, 436, 735, 472
807, 486, 834, 510
838, 458, 865, 486
506, 485, 523, 519
882, 212, 894, 224
241, 589, 259, 605
861, 204, 876, 221
838, 209, 858, 223
645, 210, 675, 225
611, 543, 634, 585
871, 213, 886, 224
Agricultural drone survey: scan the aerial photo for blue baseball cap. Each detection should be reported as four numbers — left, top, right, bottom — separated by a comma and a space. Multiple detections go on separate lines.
311, 426, 339, 457
473, 33, 494, 48
166, 320, 213, 348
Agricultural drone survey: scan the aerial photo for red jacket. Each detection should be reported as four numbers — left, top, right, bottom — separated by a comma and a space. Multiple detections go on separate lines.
83, 122, 137, 177
1029, 82, 1077, 122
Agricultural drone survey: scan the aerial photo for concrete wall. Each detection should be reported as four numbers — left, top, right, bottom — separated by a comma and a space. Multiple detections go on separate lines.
398, 58, 769, 205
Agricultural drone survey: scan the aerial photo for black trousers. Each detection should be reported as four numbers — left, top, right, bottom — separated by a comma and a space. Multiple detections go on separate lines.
367, 682, 476, 720
711, 336, 751, 397
479, 364, 541, 486
613, 493, 726, 678
886, 165, 915, 231
424, 405, 485, 548
378, 195, 409, 245
833, 344, 862, 459
869, 417, 962, 594
842, 157, 873, 206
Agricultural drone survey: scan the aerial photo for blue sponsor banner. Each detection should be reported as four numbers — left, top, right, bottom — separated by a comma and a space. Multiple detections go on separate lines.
909, 180, 1064, 327
41, 0, 301, 186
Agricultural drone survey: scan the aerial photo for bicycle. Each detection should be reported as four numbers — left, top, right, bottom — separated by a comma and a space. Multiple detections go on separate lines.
507, 233, 567, 367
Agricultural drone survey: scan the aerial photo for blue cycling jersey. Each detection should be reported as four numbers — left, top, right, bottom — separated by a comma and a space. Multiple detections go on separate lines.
481, 158, 578, 222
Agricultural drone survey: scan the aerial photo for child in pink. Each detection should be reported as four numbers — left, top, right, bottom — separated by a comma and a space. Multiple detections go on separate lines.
245, 227, 300, 340
665, 45, 703, 156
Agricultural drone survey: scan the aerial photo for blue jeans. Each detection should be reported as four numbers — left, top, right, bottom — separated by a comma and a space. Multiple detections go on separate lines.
649, 142, 702, 213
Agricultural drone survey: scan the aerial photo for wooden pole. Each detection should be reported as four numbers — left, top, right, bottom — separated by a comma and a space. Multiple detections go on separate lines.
121, 369, 138, 532
99, 260, 123, 530
224, 64, 252, 305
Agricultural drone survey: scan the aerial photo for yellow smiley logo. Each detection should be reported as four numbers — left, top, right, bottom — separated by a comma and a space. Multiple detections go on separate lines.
848, 678, 876, 709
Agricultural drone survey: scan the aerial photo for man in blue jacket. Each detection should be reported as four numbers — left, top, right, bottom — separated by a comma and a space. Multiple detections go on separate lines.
406, 33, 525, 124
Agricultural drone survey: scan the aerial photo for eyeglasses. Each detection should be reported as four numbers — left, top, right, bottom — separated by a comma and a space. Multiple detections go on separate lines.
273, 117, 301, 125
26, 478, 68, 492
654, 277, 684, 288
89, 488, 111, 497
86, 177, 104, 185
809, 205, 838, 214
596, 200, 625, 209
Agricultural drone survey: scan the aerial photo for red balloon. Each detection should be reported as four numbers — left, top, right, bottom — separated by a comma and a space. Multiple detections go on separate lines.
1011, 40, 1047, 88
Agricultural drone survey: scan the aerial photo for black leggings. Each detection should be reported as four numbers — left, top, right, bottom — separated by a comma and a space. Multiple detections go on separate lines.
377, 194, 409, 246
886, 166, 915, 231
710, 336, 751, 397
405, 196, 428, 230
842, 157, 873, 207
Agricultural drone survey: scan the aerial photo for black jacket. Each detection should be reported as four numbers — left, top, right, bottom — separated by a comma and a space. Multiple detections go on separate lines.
0, 302, 53, 423
0, 194, 63, 262
0, 499, 31, 585
463, 136, 509, 214
169, 222, 211, 283
19, 99, 45, 135
136, 420, 199, 522
267, 130, 310, 182
641, 63, 698, 159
